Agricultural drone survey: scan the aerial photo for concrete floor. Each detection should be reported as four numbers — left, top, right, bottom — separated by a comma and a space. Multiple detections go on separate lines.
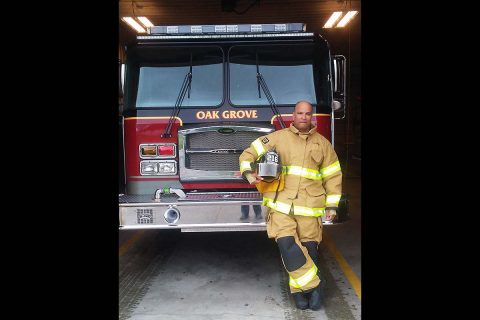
120, 229, 360, 320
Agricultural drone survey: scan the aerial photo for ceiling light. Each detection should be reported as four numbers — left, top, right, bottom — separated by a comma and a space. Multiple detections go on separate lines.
336, 11, 358, 28
122, 17, 146, 33
323, 11, 343, 28
137, 17, 154, 28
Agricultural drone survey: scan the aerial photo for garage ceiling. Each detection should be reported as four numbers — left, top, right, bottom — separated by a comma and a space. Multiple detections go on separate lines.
118, 0, 361, 100
119, 0, 361, 62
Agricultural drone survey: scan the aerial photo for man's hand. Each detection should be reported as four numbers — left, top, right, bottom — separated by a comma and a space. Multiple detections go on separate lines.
324, 209, 337, 222
245, 172, 264, 185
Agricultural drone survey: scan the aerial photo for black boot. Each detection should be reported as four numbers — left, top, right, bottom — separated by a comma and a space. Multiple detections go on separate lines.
308, 284, 324, 310
292, 292, 309, 310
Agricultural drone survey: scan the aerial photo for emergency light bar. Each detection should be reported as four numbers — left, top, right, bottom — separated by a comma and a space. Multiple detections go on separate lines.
138, 23, 309, 40
150, 23, 305, 35
137, 23, 313, 40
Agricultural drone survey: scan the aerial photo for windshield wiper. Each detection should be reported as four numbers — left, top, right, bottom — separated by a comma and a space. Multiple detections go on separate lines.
256, 53, 286, 129
162, 53, 193, 138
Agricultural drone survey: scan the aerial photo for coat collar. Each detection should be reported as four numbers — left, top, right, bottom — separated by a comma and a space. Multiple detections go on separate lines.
289, 123, 317, 135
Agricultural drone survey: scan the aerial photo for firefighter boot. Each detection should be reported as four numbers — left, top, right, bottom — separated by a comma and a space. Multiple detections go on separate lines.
292, 292, 309, 310
308, 283, 324, 310
240, 205, 249, 220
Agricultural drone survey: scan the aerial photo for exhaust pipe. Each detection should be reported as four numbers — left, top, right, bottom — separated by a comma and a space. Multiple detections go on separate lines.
164, 206, 180, 224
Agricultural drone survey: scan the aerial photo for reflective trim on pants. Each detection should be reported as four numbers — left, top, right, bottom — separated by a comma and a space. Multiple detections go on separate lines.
289, 264, 318, 289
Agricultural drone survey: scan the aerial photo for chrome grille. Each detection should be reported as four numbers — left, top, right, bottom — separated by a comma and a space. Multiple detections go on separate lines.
178, 125, 274, 182
188, 153, 242, 171
188, 131, 262, 149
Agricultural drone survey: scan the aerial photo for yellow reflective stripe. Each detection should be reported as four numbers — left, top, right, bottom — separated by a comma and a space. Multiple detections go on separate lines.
293, 205, 325, 217
320, 161, 341, 178
240, 161, 252, 173
289, 265, 318, 288
262, 198, 291, 214
284, 166, 322, 180
263, 198, 325, 217
252, 139, 266, 158
326, 194, 341, 206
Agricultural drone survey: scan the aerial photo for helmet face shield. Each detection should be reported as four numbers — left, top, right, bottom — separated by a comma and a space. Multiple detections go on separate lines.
256, 149, 281, 182
257, 162, 280, 181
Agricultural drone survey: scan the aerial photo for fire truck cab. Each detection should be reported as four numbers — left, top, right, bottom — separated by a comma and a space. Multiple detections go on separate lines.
119, 23, 348, 232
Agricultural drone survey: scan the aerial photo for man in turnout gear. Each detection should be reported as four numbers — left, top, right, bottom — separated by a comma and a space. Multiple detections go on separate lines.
239, 100, 342, 310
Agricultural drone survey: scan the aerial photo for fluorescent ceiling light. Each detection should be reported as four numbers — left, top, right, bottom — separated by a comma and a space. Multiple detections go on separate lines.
323, 11, 343, 28
122, 17, 146, 33
336, 11, 358, 28
137, 17, 154, 28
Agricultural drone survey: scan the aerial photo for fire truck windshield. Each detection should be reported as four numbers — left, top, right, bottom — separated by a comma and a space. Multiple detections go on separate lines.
229, 44, 318, 107
129, 46, 223, 108
125, 42, 331, 111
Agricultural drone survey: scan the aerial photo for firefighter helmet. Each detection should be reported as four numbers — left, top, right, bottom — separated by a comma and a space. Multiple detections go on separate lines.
256, 149, 281, 183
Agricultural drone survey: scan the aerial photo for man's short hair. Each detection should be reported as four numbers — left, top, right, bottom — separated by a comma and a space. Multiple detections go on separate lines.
295, 100, 313, 109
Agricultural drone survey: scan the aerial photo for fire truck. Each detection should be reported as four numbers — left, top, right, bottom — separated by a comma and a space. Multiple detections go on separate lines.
119, 23, 348, 231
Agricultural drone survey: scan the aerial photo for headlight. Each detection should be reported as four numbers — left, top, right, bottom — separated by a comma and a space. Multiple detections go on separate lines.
140, 160, 177, 175
140, 161, 158, 175
159, 161, 176, 174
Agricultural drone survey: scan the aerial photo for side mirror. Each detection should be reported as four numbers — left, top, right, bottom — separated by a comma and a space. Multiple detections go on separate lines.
332, 55, 346, 119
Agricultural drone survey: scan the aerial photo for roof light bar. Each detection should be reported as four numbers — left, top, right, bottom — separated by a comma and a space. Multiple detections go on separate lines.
148, 23, 305, 35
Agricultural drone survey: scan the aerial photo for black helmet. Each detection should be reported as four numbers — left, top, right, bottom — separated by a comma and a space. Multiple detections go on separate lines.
256, 148, 281, 182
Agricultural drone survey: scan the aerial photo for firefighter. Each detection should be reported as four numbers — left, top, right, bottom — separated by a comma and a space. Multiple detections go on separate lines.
239, 100, 342, 310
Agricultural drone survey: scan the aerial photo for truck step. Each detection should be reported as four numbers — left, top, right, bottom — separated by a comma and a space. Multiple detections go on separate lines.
179, 191, 262, 201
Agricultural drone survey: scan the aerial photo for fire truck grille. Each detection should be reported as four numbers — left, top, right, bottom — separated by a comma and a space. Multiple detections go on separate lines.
188, 131, 262, 149
178, 126, 274, 181
185, 130, 265, 171
187, 153, 240, 171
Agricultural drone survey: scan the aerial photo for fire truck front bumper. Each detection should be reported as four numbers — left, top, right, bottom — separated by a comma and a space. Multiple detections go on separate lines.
119, 191, 349, 232
119, 191, 267, 232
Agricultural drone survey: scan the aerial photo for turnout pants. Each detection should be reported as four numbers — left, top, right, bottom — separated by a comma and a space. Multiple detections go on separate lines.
266, 209, 323, 293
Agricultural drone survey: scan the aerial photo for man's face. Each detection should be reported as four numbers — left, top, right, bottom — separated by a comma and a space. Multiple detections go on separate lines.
292, 102, 313, 132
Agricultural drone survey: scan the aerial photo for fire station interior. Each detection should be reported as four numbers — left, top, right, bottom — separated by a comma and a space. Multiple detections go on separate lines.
119, 1, 361, 319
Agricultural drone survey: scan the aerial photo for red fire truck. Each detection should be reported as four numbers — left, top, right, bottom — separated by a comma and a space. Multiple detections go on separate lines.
119, 23, 348, 231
